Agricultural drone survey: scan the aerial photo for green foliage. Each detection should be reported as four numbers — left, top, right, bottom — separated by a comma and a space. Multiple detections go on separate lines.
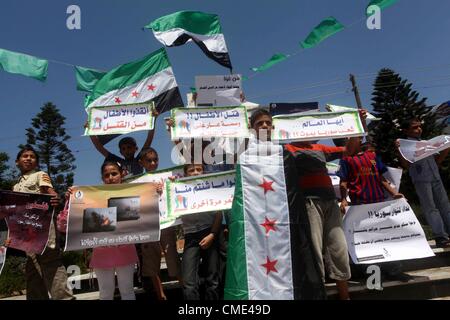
0, 256, 26, 296
20, 102, 76, 197
0, 152, 15, 190
61, 251, 89, 274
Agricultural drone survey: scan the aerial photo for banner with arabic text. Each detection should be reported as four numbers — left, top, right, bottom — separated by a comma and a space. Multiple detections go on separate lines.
0, 190, 53, 254
343, 198, 434, 264
166, 170, 235, 217
398, 135, 450, 163
170, 106, 249, 140
195, 74, 241, 107
272, 111, 365, 142
85, 102, 155, 136
65, 182, 159, 251
126, 166, 184, 229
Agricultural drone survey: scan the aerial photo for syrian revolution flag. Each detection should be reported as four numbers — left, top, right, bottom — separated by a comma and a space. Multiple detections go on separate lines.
86, 48, 183, 113
224, 141, 326, 300
145, 11, 232, 70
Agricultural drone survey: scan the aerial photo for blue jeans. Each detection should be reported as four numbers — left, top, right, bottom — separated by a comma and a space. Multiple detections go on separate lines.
414, 179, 450, 239
182, 228, 220, 300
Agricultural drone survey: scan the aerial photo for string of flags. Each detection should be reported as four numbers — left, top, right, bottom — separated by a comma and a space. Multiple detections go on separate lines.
0, 1, 398, 89
250, 0, 398, 74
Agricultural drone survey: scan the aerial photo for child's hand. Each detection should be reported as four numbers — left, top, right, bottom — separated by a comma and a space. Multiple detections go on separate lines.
156, 182, 163, 195
168, 175, 178, 182
57, 210, 68, 233
83, 121, 89, 129
340, 199, 349, 215
65, 187, 74, 201
152, 109, 159, 118
165, 118, 175, 128
359, 109, 368, 121
393, 193, 404, 199
199, 233, 215, 250
395, 139, 401, 149
50, 194, 61, 207
4, 238, 11, 247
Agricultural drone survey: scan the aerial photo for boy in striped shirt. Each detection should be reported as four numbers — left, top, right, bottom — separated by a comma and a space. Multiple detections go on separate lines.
337, 139, 403, 210
338, 139, 413, 282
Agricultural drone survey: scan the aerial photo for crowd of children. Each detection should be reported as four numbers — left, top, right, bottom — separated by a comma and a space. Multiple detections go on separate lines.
2, 107, 449, 301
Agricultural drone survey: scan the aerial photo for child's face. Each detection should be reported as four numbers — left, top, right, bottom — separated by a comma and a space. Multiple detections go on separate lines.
119, 143, 138, 160
185, 164, 204, 177
354, 137, 363, 153
252, 115, 273, 141
102, 165, 123, 184
405, 121, 422, 138
16, 151, 38, 173
139, 152, 159, 172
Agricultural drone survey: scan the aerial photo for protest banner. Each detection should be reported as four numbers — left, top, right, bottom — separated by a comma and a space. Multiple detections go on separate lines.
170, 106, 249, 140
65, 182, 159, 251
0, 190, 53, 254
398, 135, 450, 163
383, 166, 403, 200
325, 104, 380, 120
272, 110, 366, 142
195, 74, 241, 106
343, 198, 434, 264
126, 166, 184, 229
269, 102, 319, 116
166, 170, 235, 217
85, 102, 155, 136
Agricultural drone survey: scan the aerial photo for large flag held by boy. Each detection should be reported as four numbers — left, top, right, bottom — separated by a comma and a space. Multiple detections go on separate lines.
224, 140, 326, 300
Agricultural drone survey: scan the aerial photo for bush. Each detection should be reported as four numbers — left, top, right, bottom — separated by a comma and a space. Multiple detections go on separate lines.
0, 256, 26, 297
61, 251, 89, 274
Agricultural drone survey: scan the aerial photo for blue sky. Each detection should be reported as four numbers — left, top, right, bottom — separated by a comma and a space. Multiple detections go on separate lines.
1, 0, 450, 185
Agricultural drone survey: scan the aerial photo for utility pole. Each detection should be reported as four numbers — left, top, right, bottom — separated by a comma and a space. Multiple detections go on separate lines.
349, 74, 363, 109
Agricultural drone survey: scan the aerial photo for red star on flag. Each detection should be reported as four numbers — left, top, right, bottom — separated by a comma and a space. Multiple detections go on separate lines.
114, 97, 122, 104
131, 91, 139, 98
260, 217, 277, 234
261, 257, 278, 275
147, 84, 156, 91
258, 178, 274, 194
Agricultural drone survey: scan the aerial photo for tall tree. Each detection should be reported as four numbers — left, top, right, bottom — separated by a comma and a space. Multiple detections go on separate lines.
0, 152, 15, 190
21, 102, 76, 196
368, 68, 447, 202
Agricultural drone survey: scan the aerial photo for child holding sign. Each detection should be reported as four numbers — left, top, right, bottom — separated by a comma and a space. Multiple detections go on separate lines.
66, 161, 138, 300
395, 117, 450, 248
176, 162, 222, 300
11, 145, 73, 300
138, 148, 182, 300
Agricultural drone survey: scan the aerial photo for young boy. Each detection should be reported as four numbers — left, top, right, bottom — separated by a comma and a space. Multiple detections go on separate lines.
179, 163, 222, 300
338, 139, 413, 282
89, 123, 156, 177
12, 145, 73, 300
395, 117, 450, 248
138, 148, 182, 300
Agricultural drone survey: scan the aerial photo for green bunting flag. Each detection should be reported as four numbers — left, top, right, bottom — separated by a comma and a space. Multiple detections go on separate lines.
75, 66, 107, 92
251, 54, 289, 72
367, 0, 398, 15
299, 17, 344, 49
0, 48, 48, 81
